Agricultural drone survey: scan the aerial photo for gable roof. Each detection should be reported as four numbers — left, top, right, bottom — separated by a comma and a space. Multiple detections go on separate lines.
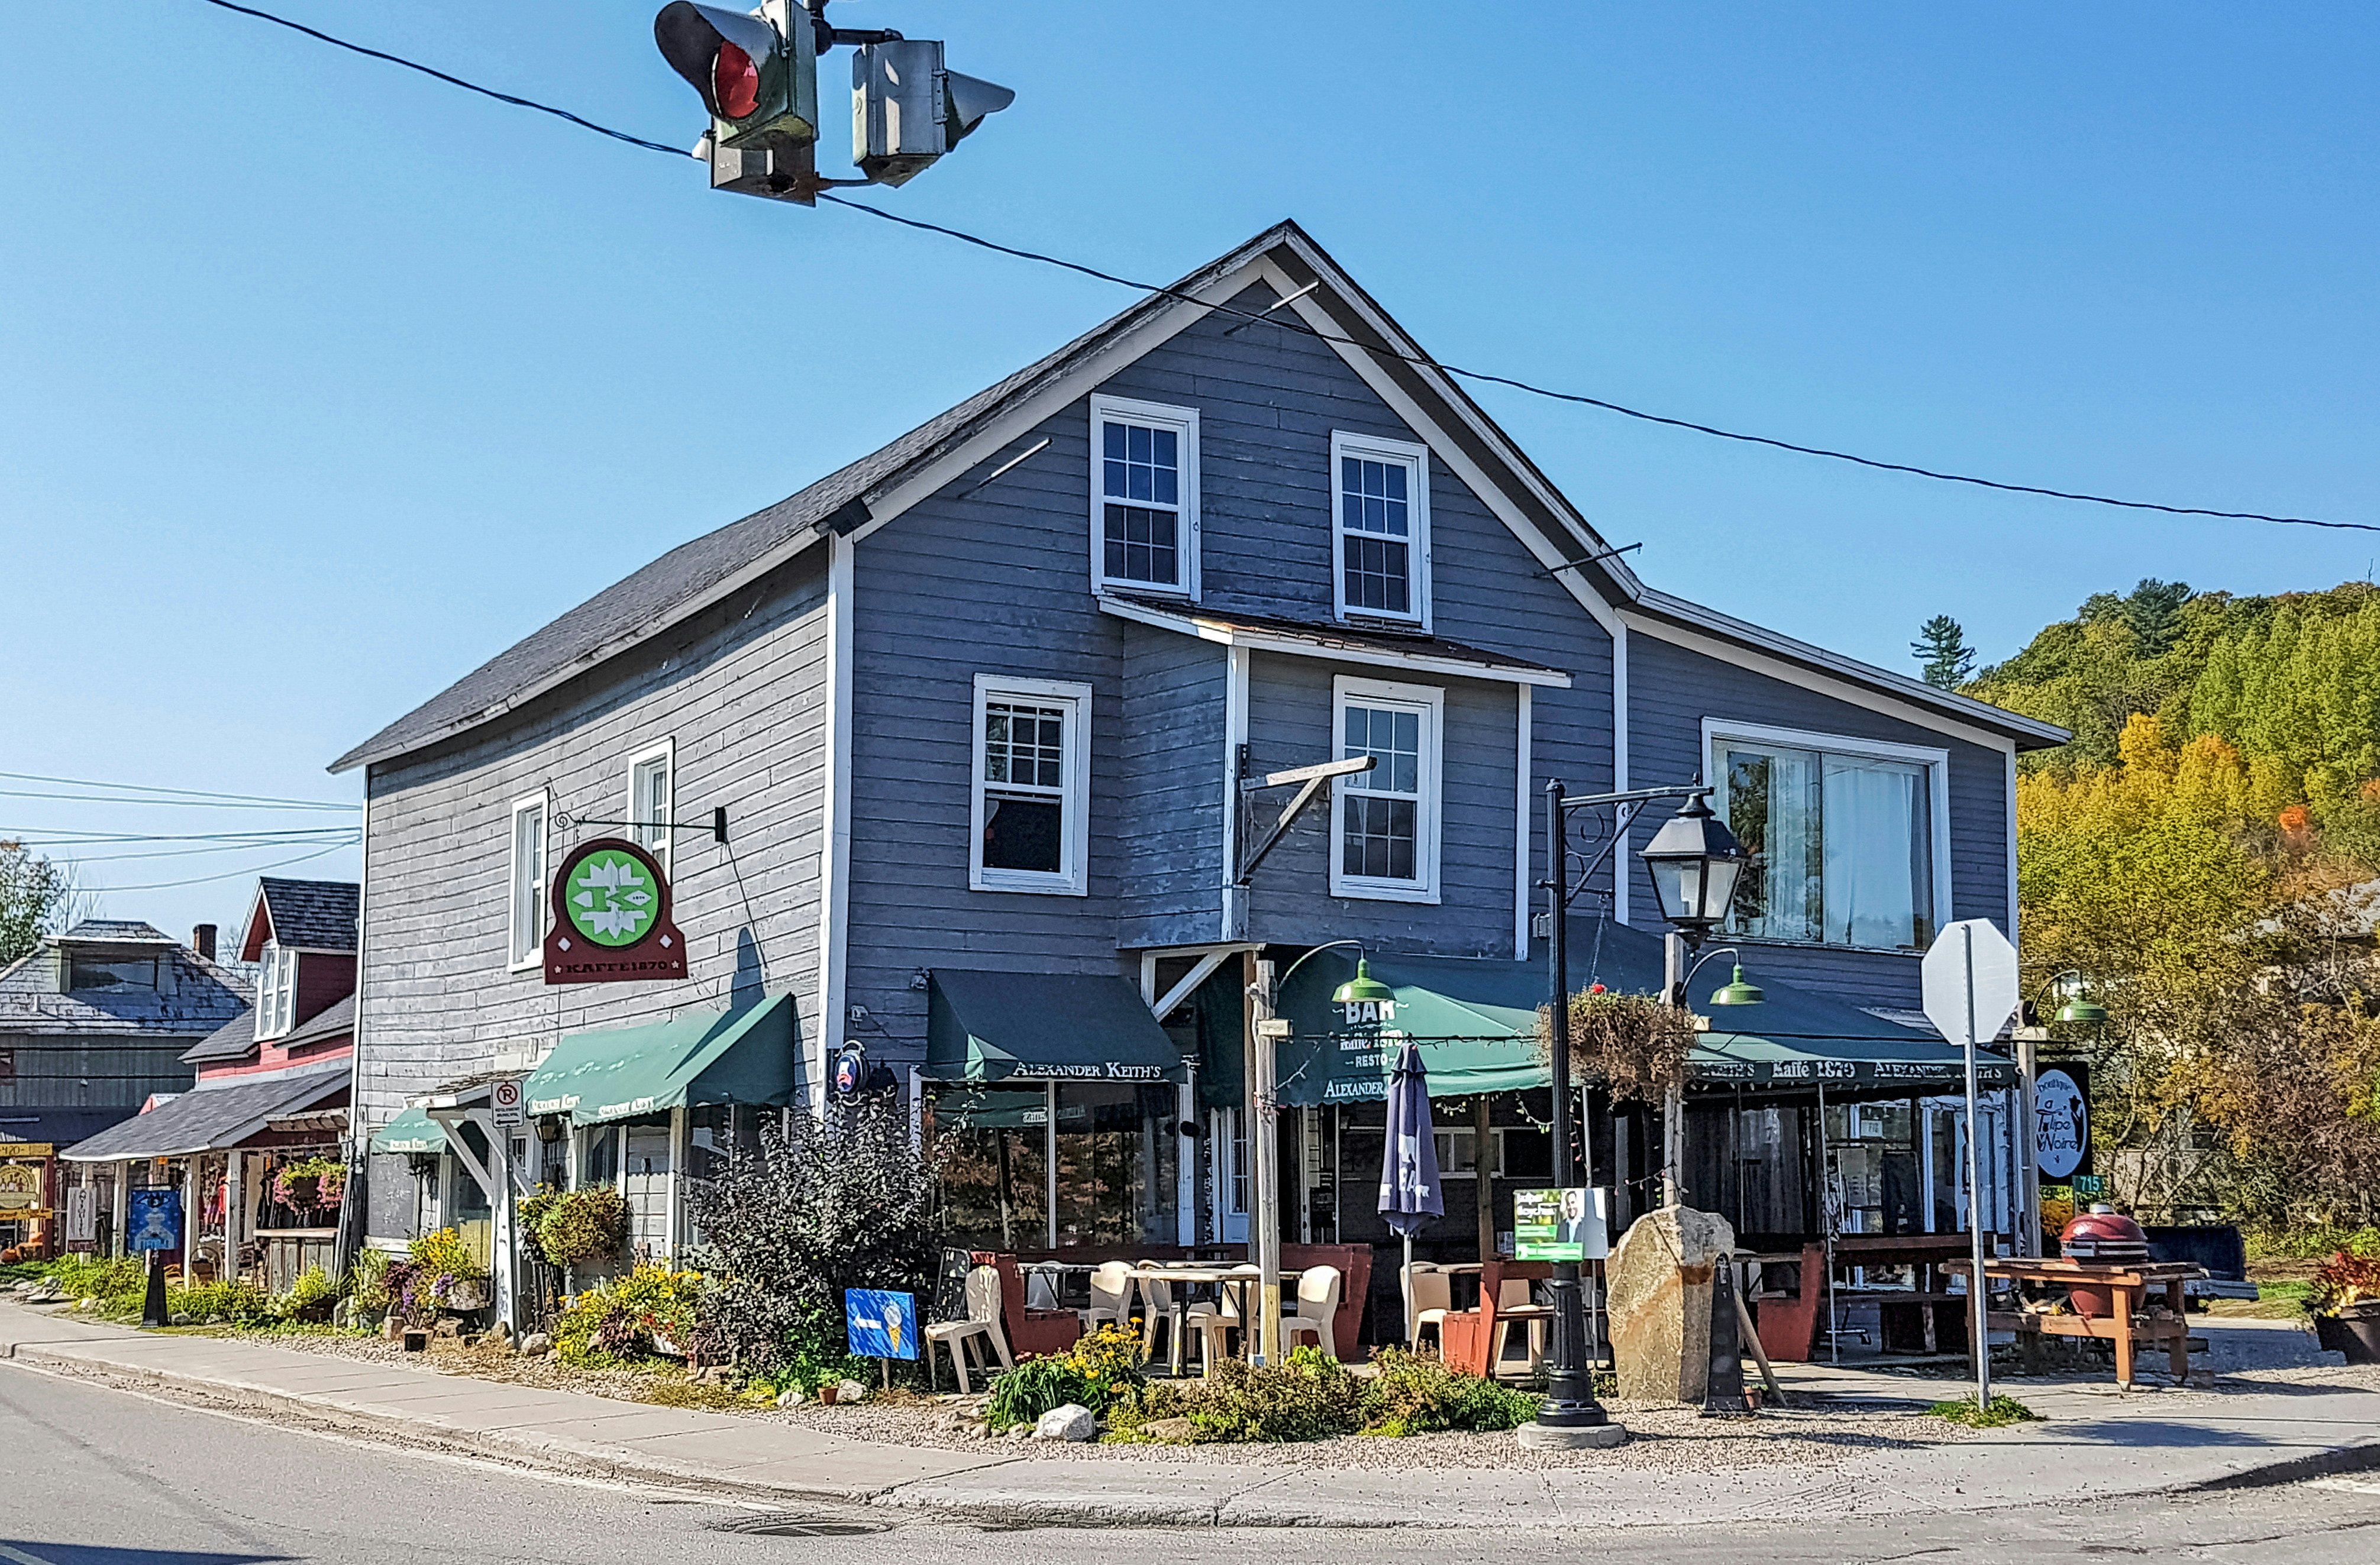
331, 220, 2066, 773
56, 920, 176, 945
242, 878, 360, 958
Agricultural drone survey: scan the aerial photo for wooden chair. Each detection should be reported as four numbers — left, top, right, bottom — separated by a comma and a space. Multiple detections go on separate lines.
925, 1265, 1013, 1393
1491, 1275, 1550, 1375
1402, 1262, 1452, 1352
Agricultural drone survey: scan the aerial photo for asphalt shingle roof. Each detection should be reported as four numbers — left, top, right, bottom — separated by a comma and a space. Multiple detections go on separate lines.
181, 1008, 259, 1065
60, 1060, 349, 1161
257, 878, 359, 952
56, 920, 176, 945
0, 933, 251, 1040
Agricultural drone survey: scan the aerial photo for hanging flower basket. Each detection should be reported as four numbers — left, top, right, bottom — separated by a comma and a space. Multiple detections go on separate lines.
271, 1156, 346, 1214
1535, 987, 1696, 1103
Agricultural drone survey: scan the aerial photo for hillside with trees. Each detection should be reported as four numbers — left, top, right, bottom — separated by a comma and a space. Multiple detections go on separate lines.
1951, 581, 2380, 1241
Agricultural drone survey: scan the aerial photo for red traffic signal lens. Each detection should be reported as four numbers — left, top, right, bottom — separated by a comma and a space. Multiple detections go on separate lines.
713, 41, 760, 119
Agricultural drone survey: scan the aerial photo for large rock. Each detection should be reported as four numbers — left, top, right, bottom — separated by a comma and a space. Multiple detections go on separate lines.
1605, 1205, 1736, 1405
1033, 1403, 1099, 1442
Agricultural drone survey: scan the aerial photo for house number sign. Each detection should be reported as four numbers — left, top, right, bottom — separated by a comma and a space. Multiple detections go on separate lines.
544, 837, 688, 985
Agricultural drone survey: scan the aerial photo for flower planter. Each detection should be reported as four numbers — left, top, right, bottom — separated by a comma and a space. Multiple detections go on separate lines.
2313, 1302, 2380, 1364
440, 1281, 487, 1312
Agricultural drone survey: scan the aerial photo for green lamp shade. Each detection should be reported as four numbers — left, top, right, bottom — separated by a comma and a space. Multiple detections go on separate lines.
2055, 997, 2109, 1025
1332, 958, 1395, 1008
1709, 964, 1764, 1007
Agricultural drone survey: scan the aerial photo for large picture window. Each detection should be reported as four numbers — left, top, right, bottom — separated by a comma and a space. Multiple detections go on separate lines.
1331, 676, 1442, 903
971, 675, 1092, 895
1330, 431, 1430, 628
1709, 724, 1947, 952
1089, 395, 1198, 598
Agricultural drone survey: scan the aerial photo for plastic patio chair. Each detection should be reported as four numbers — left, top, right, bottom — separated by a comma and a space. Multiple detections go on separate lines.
1403, 1262, 1452, 1352
925, 1265, 1013, 1394
1083, 1260, 1135, 1334
1491, 1276, 1549, 1375
1279, 1265, 1344, 1359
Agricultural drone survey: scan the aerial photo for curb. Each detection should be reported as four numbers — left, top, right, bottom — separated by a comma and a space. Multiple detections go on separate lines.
2187, 1438, 2380, 1492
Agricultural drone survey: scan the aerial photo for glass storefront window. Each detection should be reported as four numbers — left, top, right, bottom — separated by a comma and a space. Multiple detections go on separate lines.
1053, 1082, 1177, 1249
932, 1086, 1054, 1250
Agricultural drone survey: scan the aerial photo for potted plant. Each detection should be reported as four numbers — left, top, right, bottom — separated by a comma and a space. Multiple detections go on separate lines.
2308, 1251, 2380, 1364
270, 1156, 345, 1215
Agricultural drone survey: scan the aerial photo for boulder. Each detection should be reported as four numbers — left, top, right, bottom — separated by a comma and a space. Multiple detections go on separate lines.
836, 1378, 868, 1405
518, 1331, 553, 1357
1004, 1424, 1031, 1440
1032, 1404, 1098, 1442
1605, 1205, 1736, 1405
776, 1386, 806, 1408
1138, 1416, 1197, 1444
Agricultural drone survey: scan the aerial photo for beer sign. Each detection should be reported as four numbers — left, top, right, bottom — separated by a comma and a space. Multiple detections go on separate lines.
544, 838, 687, 984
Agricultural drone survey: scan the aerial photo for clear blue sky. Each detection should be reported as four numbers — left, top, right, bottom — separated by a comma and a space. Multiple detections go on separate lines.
4, 2, 2375, 942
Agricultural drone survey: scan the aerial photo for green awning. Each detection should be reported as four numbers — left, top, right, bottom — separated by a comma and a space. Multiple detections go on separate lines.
1271, 924, 2014, 1106
370, 1104, 448, 1156
928, 970, 1187, 1085
524, 992, 800, 1127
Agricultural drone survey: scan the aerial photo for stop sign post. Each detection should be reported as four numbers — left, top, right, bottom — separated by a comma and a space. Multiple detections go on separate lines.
1922, 919, 2020, 1415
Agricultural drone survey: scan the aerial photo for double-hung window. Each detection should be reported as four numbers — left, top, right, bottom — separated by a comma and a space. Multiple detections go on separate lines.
1089, 395, 1198, 597
1709, 723, 1949, 952
628, 742, 674, 877
1330, 432, 1430, 627
508, 791, 549, 969
971, 675, 1092, 895
254, 943, 298, 1040
1331, 676, 1443, 903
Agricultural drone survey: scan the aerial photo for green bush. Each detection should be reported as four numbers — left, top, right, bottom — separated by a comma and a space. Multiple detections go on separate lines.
1360, 1347, 1541, 1436
554, 1263, 706, 1367
981, 1326, 1148, 1430
273, 1265, 340, 1322
1110, 1352, 1367, 1444
44, 1255, 147, 1317
170, 1279, 273, 1327
2248, 1226, 2380, 1261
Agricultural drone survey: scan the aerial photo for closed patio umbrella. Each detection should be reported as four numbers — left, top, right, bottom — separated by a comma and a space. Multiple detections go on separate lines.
1380, 1040, 1445, 1328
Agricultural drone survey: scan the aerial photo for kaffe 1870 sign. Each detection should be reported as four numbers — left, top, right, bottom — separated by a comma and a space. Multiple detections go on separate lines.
544, 838, 687, 984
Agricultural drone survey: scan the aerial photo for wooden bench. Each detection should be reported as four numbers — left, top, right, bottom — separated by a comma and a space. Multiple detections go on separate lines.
1946, 1258, 2205, 1387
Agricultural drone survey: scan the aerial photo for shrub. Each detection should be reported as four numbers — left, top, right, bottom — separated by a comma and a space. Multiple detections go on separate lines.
45, 1255, 146, 1317
2249, 1226, 2380, 1261
981, 1325, 1147, 1429
170, 1279, 273, 1327
1110, 1352, 1367, 1444
1359, 1347, 1541, 1436
521, 1186, 630, 1269
555, 1263, 707, 1367
684, 1100, 942, 1378
2309, 1251, 2380, 1314
273, 1265, 340, 1323
1928, 1395, 2039, 1428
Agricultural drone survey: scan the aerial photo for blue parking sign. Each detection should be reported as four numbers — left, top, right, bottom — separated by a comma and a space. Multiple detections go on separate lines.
127, 1188, 181, 1253
844, 1289, 918, 1361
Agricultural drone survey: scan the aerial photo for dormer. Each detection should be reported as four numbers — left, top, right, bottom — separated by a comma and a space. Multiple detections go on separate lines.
238, 878, 360, 1041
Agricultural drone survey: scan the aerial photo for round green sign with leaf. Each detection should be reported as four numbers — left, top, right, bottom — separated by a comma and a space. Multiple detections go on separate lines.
563, 848, 660, 948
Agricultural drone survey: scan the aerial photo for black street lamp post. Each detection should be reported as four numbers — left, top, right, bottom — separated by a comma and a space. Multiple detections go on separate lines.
1528, 778, 1740, 1450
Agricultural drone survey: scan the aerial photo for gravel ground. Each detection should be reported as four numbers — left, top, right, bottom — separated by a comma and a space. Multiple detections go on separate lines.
253, 1330, 1976, 1473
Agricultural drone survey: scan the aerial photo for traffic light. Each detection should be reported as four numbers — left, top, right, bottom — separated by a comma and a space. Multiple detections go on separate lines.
851, 40, 1015, 187
654, 1, 821, 201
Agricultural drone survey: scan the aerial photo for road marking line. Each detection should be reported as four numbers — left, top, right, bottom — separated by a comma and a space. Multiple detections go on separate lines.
0, 1544, 60, 1565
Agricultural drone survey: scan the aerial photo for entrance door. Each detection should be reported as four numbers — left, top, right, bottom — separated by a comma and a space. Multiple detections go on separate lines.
1922, 1096, 2011, 1236
622, 1124, 673, 1259
1210, 1107, 1249, 1244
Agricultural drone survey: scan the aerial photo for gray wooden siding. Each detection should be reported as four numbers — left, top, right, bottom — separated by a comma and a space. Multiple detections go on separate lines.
1118, 625, 1226, 946
1625, 630, 2012, 1010
839, 283, 1619, 1060
0, 1035, 195, 1114
357, 549, 832, 1220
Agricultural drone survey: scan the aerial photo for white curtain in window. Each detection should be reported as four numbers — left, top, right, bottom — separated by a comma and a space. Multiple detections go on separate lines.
1821, 758, 1924, 948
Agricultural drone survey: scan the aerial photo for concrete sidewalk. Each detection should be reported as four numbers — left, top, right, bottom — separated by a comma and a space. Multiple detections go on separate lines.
5, 1302, 2375, 1529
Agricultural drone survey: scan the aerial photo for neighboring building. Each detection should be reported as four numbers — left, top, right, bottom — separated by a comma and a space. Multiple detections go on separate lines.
62, 880, 356, 1283
0, 920, 249, 1254
335, 222, 2066, 1336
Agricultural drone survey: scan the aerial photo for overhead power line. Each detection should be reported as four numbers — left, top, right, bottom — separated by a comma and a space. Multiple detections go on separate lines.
0, 770, 356, 811
182, 0, 2376, 536
86, 839, 359, 891
1, 827, 358, 846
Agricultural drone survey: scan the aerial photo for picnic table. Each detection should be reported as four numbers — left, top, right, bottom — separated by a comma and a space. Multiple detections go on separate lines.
1126, 1262, 1304, 1376
1945, 1257, 2206, 1388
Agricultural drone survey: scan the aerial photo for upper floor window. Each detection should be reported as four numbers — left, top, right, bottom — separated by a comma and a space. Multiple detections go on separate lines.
629, 742, 674, 877
254, 942, 298, 1040
1331, 432, 1430, 628
508, 791, 549, 970
1090, 395, 1198, 598
1709, 723, 1947, 952
69, 955, 158, 994
971, 675, 1091, 896
1331, 676, 1442, 903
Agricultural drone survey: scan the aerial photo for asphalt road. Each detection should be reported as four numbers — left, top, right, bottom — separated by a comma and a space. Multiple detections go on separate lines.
4, 1362, 2378, 1565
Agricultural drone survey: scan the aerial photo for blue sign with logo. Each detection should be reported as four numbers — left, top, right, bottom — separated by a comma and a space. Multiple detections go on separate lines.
127, 1188, 182, 1253
845, 1288, 918, 1361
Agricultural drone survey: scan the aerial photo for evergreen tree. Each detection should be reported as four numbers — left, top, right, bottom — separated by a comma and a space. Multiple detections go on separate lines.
1911, 615, 1976, 690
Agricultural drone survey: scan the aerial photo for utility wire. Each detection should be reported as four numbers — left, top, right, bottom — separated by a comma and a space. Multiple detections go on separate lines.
83, 840, 357, 893
0, 788, 353, 812
183, 0, 2376, 536
3, 828, 357, 846
0, 771, 356, 811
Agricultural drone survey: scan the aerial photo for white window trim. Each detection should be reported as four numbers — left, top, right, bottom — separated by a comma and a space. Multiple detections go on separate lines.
1701, 717, 1953, 954
626, 739, 676, 878
1330, 675, 1444, 904
255, 942, 297, 1042
1329, 430, 1432, 632
969, 674, 1093, 897
1089, 394, 1200, 600
507, 789, 551, 972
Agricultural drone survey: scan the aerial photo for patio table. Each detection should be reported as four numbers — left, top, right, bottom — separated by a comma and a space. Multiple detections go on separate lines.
1126, 1263, 1305, 1376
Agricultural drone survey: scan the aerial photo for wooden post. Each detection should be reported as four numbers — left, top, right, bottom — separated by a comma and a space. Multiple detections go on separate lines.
1251, 958, 1282, 1366
1475, 1095, 1496, 1264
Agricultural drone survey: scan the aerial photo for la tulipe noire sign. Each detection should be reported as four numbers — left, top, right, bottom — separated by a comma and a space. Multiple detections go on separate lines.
544, 838, 687, 984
